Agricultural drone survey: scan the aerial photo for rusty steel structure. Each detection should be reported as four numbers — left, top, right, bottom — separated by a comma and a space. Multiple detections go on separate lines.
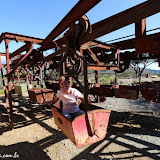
0, 0, 160, 130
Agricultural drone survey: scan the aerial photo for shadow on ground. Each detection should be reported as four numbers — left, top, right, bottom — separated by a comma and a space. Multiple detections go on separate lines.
0, 95, 160, 159
72, 111, 160, 160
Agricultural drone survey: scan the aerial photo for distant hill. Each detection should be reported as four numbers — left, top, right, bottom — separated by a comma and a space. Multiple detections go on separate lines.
145, 68, 160, 74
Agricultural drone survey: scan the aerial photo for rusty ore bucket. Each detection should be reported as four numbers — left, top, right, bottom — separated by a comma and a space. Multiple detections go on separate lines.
51, 104, 111, 148
28, 88, 54, 104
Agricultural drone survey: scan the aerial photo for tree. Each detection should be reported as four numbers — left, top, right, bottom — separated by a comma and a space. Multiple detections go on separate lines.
130, 56, 157, 83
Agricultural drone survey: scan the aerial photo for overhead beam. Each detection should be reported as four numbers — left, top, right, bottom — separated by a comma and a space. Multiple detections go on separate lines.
0, 33, 5, 43
90, 41, 111, 50
82, 0, 160, 44
111, 32, 160, 54
111, 38, 135, 50
41, 37, 65, 51
41, 0, 101, 51
44, 47, 67, 62
0, 53, 6, 56
9, 43, 31, 59
87, 48, 101, 65
1, 32, 44, 44
135, 32, 160, 54
86, 47, 107, 54
88, 65, 119, 70
8, 43, 34, 76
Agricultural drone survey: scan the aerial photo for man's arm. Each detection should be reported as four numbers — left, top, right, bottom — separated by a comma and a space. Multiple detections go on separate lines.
41, 96, 59, 105
79, 97, 92, 104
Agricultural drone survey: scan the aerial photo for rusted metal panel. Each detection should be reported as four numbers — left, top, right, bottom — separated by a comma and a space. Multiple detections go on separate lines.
135, 32, 160, 54
140, 81, 160, 103
89, 85, 114, 97
153, 81, 160, 88
141, 82, 153, 88
51, 107, 76, 144
28, 88, 54, 104
82, 0, 160, 44
140, 88, 158, 102
51, 105, 111, 148
112, 32, 160, 53
114, 85, 139, 100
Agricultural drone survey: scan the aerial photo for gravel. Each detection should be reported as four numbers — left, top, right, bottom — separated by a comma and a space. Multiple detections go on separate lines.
0, 83, 160, 160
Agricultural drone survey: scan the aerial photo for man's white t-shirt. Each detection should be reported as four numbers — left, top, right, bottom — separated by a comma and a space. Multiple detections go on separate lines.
56, 87, 83, 113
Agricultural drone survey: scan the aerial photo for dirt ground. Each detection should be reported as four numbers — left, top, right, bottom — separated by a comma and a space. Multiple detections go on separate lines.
0, 78, 160, 160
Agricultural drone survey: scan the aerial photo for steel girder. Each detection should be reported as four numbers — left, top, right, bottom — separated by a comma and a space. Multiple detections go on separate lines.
112, 32, 160, 54
40, 0, 101, 51
81, 0, 160, 44
0, 32, 44, 44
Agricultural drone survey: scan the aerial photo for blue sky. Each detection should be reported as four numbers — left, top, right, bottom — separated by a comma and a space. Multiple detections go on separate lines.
0, 0, 160, 69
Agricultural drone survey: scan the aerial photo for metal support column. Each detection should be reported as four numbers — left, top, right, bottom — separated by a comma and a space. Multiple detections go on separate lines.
5, 39, 14, 129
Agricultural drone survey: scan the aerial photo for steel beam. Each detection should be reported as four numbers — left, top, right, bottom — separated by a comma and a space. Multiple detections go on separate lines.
86, 47, 106, 54
0, 33, 5, 43
87, 48, 101, 65
41, 37, 65, 51
1, 32, 44, 44
90, 41, 111, 50
41, 0, 101, 51
111, 38, 135, 50
111, 32, 160, 53
88, 65, 119, 70
9, 43, 31, 59
0, 53, 6, 56
82, 0, 160, 44
8, 43, 33, 76
44, 47, 67, 61
5, 39, 14, 129
135, 32, 160, 54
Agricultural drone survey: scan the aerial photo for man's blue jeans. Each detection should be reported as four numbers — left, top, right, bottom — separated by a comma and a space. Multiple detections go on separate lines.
62, 109, 85, 119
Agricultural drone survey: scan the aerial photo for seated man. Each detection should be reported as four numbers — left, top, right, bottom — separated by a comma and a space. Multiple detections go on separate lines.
42, 76, 91, 119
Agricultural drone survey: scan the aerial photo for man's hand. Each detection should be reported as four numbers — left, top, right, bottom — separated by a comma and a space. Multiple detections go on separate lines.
88, 97, 92, 104
41, 98, 50, 105
79, 97, 92, 104
41, 97, 59, 106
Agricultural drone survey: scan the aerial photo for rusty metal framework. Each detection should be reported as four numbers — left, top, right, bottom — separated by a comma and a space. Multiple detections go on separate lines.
0, 0, 160, 129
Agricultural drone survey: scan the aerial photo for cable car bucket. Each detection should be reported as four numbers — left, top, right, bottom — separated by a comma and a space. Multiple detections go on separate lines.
51, 104, 111, 148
